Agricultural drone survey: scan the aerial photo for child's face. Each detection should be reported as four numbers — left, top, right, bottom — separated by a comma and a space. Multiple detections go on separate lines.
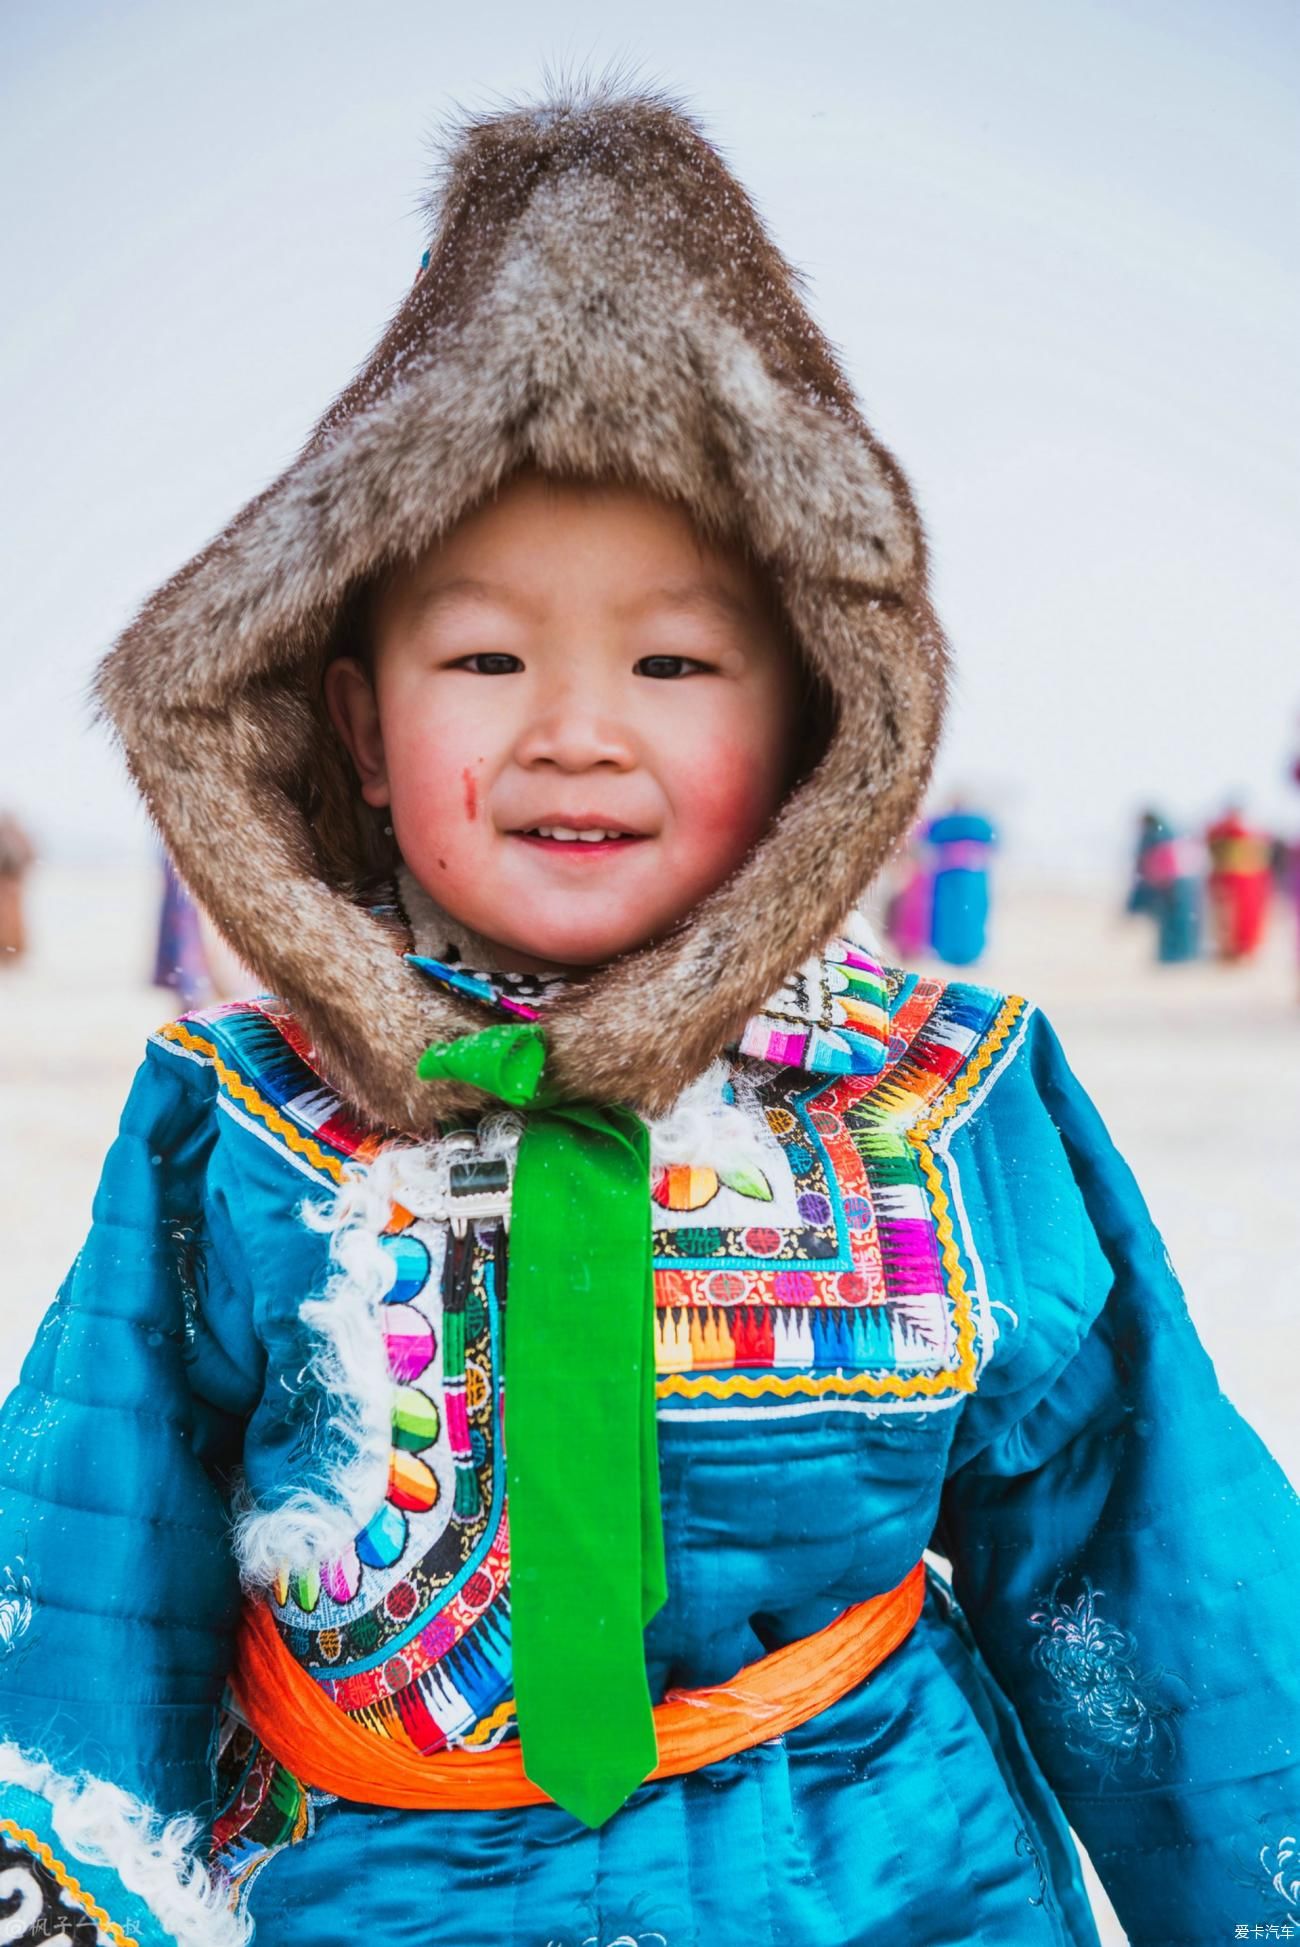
327, 473, 798, 972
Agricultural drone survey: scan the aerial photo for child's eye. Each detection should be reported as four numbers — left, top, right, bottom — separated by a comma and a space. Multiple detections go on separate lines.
449, 653, 524, 675
634, 655, 710, 680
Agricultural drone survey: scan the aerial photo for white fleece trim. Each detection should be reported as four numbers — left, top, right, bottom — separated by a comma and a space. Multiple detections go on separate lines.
840, 904, 886, 959
646, 1061, 770, 1184
233, 1123, 522, 1589
656, 1393, 963, 1422
0, 1742, 248, 1946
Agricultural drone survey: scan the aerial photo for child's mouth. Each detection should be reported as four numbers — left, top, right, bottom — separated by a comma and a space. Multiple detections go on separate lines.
513, 824, 649, 855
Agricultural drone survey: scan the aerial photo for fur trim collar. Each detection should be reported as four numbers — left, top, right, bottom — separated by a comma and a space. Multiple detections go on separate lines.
403, 878, 895, 1083
96, 81, 946, 1132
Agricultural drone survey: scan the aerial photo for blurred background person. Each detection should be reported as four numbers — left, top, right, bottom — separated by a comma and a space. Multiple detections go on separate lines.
1136, 813, 1204, 965
152, 848, 213, 1009
1125, 806, 1165, 919
1289, 837, 1300, 1001
883, 823, 933, 962
1289, 724, 1300, 999
924, 800, 997, 967
1205, 804, 1273, 963
0, 810, 35, 964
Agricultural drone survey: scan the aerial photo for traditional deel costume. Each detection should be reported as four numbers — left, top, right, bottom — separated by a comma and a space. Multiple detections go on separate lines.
2, 87, 1298, 1947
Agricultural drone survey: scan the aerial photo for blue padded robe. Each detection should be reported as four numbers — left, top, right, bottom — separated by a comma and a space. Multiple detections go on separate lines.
1, 948, 1296, 1946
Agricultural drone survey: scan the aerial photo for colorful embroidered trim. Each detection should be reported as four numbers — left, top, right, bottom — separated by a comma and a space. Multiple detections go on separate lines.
737, 942, 890, 1076
155, 1005, 384, 1183
157, 983, 1025, 1408
405, 954, 549, 1021
210, 1716, 316, 1900
275, 1237, 510, 1742
410, 938, 893, 1079
458, 1694, 518, 1746
656, 986, 1025, 1402
0, 1818, 139, 1947
911, 993, 1026, 1389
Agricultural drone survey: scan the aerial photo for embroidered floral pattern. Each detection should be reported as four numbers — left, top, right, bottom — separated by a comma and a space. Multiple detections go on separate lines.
1260, 1831, 1300, 1914
1013, 1826, 1048, 1907
1229, 1820, 1300, 1927
546, 1934, 670, 1947
543, 1890, 686, 1947
0, 1558, 33, 1658
1029, 1580, 1178, 1777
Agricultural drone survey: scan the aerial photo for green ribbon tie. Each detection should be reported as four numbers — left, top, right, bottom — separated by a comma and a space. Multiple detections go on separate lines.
417, 1022, 667, 1828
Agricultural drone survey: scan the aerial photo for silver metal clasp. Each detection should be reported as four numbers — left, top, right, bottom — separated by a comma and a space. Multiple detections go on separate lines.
443, 1131, 514, 1238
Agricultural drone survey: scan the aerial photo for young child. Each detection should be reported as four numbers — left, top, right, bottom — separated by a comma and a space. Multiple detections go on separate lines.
1, 85, 1297, 1947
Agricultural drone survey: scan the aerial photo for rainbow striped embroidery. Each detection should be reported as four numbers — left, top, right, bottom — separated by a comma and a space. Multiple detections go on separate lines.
155, 1003, 380, 1183
737, 940, 891, 1076
272, 1225, 511, 1747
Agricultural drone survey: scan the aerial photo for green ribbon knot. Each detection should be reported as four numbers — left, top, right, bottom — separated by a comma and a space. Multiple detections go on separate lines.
418, 1024, 667, 1828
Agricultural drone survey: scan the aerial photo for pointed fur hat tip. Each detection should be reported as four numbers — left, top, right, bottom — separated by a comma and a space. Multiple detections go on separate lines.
97, 83, 947, 1132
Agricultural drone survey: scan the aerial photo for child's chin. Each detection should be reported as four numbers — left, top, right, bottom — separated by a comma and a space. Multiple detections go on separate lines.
505, 917, 656, 969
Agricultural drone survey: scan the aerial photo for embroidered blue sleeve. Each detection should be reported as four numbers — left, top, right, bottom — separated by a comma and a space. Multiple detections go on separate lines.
0, 1038, 254, 1832
938, 1010, 1300, 1944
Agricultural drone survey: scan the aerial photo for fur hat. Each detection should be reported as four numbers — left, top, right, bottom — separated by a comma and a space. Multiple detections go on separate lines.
96, 81, 947, 1131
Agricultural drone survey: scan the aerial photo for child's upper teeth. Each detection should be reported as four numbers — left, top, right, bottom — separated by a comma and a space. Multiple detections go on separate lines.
537, 826, 616, 841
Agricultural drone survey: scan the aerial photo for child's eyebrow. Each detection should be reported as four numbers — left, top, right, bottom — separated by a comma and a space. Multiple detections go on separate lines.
621, 582, 757, 627
406, 577, 758, 628
407, 576, 529, 621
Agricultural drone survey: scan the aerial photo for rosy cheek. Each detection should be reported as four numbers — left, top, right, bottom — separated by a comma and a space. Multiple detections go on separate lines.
384, 717, 481, 879
673, 735, 779, 848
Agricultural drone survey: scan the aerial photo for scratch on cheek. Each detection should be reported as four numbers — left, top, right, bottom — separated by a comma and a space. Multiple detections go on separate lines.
462, 766, 478, 820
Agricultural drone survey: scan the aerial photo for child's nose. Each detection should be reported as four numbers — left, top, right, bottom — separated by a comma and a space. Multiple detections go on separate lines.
513, 693, 638, 773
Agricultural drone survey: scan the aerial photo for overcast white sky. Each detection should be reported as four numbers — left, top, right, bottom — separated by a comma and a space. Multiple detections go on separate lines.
2, 0, 1296, 873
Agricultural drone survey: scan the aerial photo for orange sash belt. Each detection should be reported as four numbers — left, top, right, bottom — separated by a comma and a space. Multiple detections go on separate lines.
230, 1560, 926, 1812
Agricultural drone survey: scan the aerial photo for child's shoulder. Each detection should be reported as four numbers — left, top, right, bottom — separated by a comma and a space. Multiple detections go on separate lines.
876, 960, 1034, 1113
150, 994, 314, 1087
146, 997, 380, 1183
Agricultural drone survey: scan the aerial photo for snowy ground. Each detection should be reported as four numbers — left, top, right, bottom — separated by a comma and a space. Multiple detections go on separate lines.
2, 860, 1298, 1942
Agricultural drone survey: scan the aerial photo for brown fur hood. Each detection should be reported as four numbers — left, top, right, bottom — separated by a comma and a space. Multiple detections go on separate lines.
96, 82, 947, 1133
